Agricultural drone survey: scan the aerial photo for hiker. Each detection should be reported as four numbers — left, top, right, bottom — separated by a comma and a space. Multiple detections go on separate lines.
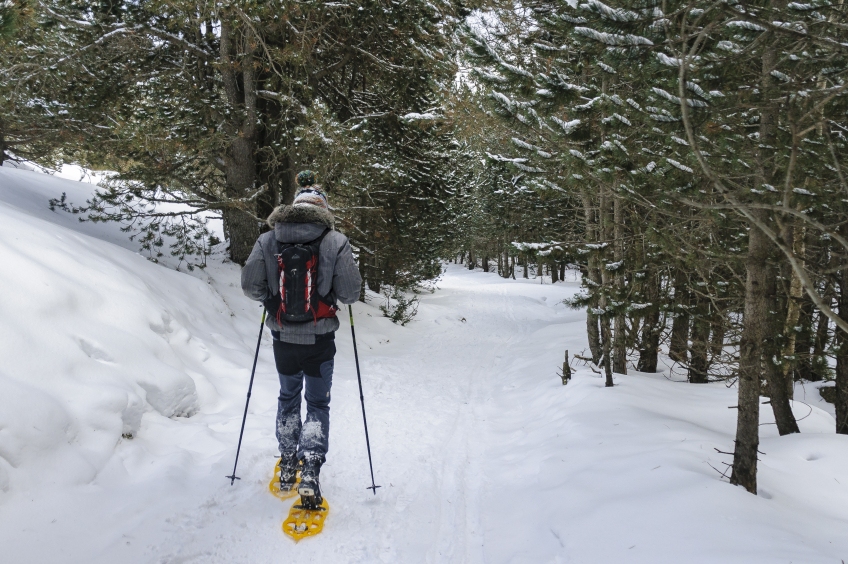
240, 170, 361, 509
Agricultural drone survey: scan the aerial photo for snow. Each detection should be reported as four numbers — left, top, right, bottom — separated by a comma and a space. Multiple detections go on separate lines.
1, 166, 848, 562
552, 116, 582, 134
573, 27, 654, 46
401, 112, 442, 122
668, 158, 695, 173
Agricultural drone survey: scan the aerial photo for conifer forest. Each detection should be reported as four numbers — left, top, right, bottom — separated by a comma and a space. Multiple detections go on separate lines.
3, 0, 848, 535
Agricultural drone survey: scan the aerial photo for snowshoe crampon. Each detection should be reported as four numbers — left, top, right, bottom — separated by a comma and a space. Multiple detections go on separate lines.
268, 458, 300, 501
282, 497, 329, 541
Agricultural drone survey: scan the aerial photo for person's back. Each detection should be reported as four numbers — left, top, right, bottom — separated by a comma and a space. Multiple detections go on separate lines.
240, 171, 361, 509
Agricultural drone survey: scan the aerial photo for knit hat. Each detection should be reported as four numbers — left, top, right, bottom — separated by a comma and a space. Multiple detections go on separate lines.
293, 186, 329, 210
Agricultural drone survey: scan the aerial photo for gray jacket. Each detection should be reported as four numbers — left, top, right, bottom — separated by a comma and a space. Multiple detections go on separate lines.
241, 204, 362, 344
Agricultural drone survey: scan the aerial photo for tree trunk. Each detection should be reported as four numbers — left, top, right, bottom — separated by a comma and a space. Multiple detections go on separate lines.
600, 185, 614, 387
793, 300, 814, 381
510, 254, 516, 280
222, 133, 260, 265
669, 270, 690, 363
763, 267, 800, 435
0, 118, 6, 166
560, 262, 566, 282
612, 195, 627, 374
468, 249, 475, 271
837, 245, 848, 434
637, 270, 660, 372
709, 310, 726, 368
780, 221, 806, 399
482, 254, 489, 273
522, 255, 529, 278
730, 19, 790, 491
731, 217, 769, 494
811, 298, 831, 381
551, 259, 559, 283
600, 309, 614, 386
367, 276, 381, 294
220, 21, 259, 265
581, 189, 603, 364
688, 294, 710, 383
613, 314, 627, 374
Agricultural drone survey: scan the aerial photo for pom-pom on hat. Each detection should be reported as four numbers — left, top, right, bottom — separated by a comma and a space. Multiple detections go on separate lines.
297, 170, 317, 187
293, 186, 329, 210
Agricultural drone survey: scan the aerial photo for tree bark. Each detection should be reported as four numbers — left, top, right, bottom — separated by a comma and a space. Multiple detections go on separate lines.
811, 298, 831, 381
688, 294, 710, 383
793, 300, 814, 381
780, 221, 806, 398
669, 270, 690, 363
0, 118, 7, 166
763, 266, 800, 435
637, 270, 660, 373
468, 249, 475, 270
730, 15, 790, 491
581, 189, 603, 364
837, 244, 848, 434
612, 195, 627, 375
731, 215, 769, 494
600, 185, 614, 387
482, 254, 489, 273
551, 258, 559, 283
220, 21, 259, 265
709, 310, 726, 368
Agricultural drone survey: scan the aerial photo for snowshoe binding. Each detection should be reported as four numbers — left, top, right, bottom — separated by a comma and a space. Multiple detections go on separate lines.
269, 453, 300, 500
297, 456, 323, 509
283, 456, 329, 541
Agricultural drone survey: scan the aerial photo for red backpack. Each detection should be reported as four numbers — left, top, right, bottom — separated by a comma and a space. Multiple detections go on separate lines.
271, 229, 338, 325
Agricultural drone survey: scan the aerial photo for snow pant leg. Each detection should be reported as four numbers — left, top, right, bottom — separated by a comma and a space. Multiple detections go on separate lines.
300, 359, 333, 462
276, 371, 304, 456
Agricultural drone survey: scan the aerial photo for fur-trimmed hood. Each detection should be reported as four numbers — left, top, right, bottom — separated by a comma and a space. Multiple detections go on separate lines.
266, 204, 334, 230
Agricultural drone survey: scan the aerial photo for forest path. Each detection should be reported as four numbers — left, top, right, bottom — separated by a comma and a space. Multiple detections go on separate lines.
70, 264, 583, 564
142, 265, 586, 564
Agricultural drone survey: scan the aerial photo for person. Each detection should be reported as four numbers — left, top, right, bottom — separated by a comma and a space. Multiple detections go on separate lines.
240, 170, 361, 509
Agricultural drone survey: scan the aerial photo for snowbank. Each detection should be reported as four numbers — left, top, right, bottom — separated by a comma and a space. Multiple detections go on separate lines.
0, 167, 251, 497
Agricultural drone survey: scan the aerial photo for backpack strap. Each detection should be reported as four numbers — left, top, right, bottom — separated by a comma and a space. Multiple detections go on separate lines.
276, 228, 330, 254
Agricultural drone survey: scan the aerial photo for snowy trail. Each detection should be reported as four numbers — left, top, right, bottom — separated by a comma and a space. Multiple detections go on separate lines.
3, 167, 848, 563
136, 268, 586, 564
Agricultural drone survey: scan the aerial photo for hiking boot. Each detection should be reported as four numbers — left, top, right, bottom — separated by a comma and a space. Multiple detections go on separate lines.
297, 455, 323, 509
278, 452, 299, 492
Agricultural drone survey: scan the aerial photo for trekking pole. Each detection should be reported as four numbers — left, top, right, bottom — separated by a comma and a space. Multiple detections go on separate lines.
348, 304, 381, 495
227, 308, 267, 485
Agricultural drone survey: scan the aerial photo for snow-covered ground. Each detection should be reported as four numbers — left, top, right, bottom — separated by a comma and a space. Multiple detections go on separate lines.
1, 166, 847, 563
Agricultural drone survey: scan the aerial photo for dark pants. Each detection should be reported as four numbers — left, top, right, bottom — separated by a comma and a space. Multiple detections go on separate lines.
272, 333, 335, 462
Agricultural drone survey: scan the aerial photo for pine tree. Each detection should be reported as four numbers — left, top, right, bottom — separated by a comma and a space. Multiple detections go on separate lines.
21, 0, 470, 273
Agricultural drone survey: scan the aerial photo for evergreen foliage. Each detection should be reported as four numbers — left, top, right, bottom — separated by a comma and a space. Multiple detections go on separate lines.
458, 0, 848, 490
4, 0, 473, 289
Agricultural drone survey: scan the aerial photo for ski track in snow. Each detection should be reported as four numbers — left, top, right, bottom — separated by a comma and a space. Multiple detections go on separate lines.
2, 165, 848, 563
